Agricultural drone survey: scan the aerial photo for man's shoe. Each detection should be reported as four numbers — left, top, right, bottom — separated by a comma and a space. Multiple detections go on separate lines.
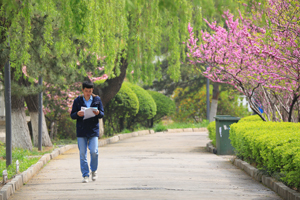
82, 176, 89, 183
91, 171, 98, 181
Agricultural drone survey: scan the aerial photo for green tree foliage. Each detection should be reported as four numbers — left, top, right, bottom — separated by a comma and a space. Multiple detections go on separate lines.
147, 90, 176, 123
0, 0, 205, 82
172, 85, 208, 122
217, 91, 251, 118
172, 85, 251, 122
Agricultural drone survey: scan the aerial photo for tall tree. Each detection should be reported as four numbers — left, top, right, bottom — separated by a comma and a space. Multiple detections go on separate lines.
145, 0, 250, 121
187, 0, 300, 122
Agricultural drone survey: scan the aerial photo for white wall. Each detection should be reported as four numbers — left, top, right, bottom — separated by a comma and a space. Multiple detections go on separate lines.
238, 95, 252, 112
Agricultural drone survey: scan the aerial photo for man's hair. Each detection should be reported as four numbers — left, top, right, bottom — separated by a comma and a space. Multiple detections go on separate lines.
82, 81, 94, 89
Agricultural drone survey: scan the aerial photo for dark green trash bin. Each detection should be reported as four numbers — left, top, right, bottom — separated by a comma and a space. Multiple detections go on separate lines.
214, 115, 240, 155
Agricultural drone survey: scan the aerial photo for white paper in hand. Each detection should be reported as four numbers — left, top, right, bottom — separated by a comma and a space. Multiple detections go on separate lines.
81, 107, 98, 120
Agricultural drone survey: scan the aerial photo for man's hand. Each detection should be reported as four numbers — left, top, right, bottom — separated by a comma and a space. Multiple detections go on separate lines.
77, 111, 84, 117
93, 110, 100, 115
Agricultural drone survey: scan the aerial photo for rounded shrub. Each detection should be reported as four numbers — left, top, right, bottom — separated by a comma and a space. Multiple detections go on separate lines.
147, 90, 175, 122
124, 82, 157, 121
108, 83, 139, 117
104, 82, 139, 134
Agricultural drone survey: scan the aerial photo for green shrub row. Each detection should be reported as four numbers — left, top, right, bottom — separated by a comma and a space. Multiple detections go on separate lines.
230, 120, 300, 189
237, 114, 262, 123
207, 121, 216, 146
103, 81, 175, 135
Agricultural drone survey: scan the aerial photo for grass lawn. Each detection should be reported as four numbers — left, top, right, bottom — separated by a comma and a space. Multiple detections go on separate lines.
0, 142, 54, 184
154, 120, 209, 132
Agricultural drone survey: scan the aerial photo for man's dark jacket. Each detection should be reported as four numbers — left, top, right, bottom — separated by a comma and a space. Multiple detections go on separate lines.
70, 94, 104, 138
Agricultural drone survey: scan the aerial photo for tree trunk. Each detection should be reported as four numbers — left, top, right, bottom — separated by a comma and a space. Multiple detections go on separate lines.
50, 121, 58, 140
29, 112, 53, 147
149, 118, 154, 128
99, 118, 104, 138
11, 95, 33, 150
24, 95, 53, 147
94, 56, 128, 107
119, 117, 124, 132
209, 82, 219, 122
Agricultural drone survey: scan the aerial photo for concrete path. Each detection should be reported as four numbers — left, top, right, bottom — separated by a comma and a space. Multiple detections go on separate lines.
10, 131, 282, 200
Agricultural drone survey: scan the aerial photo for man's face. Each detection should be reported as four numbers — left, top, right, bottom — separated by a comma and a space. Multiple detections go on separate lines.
82, 88, 93, 98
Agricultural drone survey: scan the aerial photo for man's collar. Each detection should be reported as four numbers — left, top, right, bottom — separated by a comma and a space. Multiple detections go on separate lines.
83, 95, 93, 101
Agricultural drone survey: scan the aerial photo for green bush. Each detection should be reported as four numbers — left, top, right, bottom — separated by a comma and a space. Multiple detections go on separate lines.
238, 115, 262, 123
105, 82, 139, 134
147, 90, 175, 122
125, 82, 157, 122
230, 121, 300, 189
56, 113, 77, 139
207, 121, 216, 146
108, 82, 139, 117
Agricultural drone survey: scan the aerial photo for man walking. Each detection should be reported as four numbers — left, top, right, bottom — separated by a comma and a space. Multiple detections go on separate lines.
70, 81, 104, 183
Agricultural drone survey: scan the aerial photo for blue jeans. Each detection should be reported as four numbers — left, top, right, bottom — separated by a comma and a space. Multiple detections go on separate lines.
77, 137, 98, 177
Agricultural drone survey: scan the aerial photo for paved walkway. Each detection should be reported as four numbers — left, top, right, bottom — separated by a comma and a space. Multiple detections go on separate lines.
10, 131, 282, 200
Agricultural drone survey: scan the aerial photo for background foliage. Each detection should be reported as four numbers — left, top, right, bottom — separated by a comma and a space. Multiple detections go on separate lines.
172, 85, 251, 122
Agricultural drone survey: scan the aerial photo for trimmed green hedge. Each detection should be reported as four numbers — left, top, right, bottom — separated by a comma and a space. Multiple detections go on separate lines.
109, 83, 139, 117
230, 121, 300, 189
238, 115, 262, 123
207, 121, 216, 146
147, 90, 175, 122
124, 82, 157, 121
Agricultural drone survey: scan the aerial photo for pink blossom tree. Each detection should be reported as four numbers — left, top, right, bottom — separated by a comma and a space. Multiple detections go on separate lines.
187, 0, 300, 122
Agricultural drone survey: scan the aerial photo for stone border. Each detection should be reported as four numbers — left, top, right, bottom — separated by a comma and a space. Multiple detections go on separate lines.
0, 144, 76, 200
205, 142, 300, 200
166, 127, 207, 133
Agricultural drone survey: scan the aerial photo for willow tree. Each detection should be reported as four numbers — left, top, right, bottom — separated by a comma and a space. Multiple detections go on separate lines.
91, 0, 205, 107
0, 0, 232, 149
0, 0, 92, 149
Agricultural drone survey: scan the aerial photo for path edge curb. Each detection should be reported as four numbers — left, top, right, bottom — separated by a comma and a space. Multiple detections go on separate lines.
205, 142, 300, 200
231, 155, 300, 199
0, 144, 77, 200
